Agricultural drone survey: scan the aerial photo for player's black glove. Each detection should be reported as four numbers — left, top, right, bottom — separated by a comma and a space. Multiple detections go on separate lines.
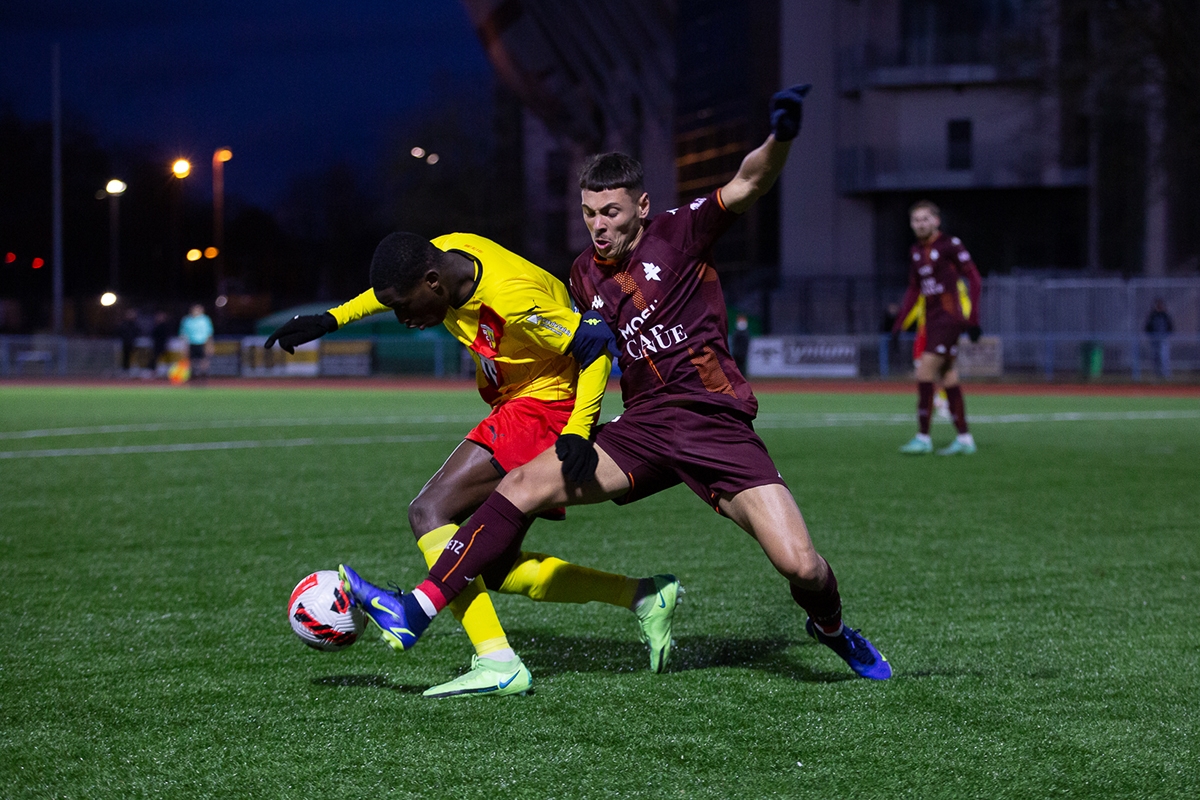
769, 83, 812, 142
264, 312, 338, 354
569, 310, 619, 369
556, 433, 599, 483
967, 325, 982, 343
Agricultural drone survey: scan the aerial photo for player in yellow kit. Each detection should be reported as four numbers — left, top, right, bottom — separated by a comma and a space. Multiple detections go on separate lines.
266, 231, 680, 698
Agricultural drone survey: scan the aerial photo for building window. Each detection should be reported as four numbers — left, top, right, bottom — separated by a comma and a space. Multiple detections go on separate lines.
947, 119, 972, 170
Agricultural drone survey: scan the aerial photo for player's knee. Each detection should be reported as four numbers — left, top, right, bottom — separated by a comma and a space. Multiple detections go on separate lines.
497, 464, 556, 512
775, 549, 825, 587
407, 495, 444, 539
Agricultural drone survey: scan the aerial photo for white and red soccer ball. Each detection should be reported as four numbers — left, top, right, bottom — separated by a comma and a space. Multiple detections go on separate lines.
288, 570, 364, 651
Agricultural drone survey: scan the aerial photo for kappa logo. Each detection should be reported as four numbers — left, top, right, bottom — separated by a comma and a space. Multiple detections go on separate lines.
665, 208, 679, 215
592, 295, 604, 309
584, 317, 602, 326
642, 262, 662, 281
690, 197, 707, 210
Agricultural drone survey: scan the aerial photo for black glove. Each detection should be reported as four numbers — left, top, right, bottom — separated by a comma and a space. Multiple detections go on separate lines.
769, 84, 812, 142
967, 325, 982, 343
556, 433, 599, 483
264, 312, 338, 354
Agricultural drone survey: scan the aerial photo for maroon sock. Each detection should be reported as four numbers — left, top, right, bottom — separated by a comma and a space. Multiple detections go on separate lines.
426, 492, 529, 602
945, 385, 968, 434
917, 381, 934, 435
789, 558, 842, 633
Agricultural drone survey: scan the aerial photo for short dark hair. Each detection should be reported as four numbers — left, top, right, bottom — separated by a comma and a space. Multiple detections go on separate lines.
579, 152, 644, 193
909, 199, 940, 217
369, 232, 439, 293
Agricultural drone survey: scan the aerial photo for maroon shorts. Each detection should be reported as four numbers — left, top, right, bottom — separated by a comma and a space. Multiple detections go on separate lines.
595, 402, 787, 512
924, 316, 966, 357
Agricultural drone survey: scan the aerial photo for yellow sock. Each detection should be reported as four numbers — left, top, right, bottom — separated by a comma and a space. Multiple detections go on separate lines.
498, 551, 639, 609
416, 525, 510, 658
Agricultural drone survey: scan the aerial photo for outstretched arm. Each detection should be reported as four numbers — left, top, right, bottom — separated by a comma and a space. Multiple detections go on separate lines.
720, 84, 810, 214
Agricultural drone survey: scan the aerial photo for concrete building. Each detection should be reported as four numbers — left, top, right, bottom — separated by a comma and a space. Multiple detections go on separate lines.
460, 0, 1183, 333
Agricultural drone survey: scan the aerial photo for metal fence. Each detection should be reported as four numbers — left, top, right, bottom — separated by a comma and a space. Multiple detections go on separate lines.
4, 276, 1199, 380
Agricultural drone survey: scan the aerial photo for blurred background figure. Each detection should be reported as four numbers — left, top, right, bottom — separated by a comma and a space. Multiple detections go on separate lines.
179, 304, 214, 382
117, 309, 141, 375
732, 313, 751, 374
1145, 299, 1174, 379
148, 311, 172, 379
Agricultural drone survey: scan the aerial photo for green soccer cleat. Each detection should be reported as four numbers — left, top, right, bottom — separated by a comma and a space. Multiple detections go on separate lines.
635, 574, 682, 673
422, 655, 532, 699
937, 439, 977, 456
899, 435, 933, 454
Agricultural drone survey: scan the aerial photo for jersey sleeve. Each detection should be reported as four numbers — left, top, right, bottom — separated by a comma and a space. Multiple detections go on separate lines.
327, 289, 389, 328
495, 277, 581, 357
951, 242, 982, 325
660, 191, 738, 259
893, 265, 921, 334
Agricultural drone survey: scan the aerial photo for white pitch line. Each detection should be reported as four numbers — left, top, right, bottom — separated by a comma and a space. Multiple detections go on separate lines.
752, 409, 1200, 428
0, 433, 460, 460
1, 410, 1195, 460
0, 415, 480, 441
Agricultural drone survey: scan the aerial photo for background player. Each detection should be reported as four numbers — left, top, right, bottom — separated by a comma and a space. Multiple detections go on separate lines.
266, 231, 680, 697
340, 84, 892, 681
891, 200, 981, 455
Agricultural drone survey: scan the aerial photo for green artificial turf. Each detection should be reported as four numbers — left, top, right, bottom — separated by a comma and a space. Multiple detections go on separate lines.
1, 384, 1197, 798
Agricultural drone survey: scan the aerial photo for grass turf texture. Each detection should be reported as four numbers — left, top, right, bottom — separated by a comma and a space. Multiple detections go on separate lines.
1, 384, 1197, 798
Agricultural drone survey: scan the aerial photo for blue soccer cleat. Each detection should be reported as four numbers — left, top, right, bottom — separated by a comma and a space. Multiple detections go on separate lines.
338, 564, 421, 652
806, 618, 892, 680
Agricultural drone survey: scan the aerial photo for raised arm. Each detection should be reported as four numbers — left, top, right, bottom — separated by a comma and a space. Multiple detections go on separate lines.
720, 84, 810, 214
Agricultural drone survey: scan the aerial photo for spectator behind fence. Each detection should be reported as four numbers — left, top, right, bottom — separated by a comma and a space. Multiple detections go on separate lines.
148, 311, 172, 378
1144, 298, 1174, 379
117, 309, 141, 374
179, 304, 214, 382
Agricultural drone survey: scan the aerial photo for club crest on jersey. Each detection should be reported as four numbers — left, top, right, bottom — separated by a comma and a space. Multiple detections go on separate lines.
642, 262, 662, 281
480, 323, 498, 350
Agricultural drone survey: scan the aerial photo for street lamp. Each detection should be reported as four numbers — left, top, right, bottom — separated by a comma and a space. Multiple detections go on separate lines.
212, 148, 232, 291
103, 178, 126, 292
169, 159, 190, 297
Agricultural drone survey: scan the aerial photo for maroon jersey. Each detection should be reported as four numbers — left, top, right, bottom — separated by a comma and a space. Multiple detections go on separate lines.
569, 191, 757, 417
893, 232, 982, 333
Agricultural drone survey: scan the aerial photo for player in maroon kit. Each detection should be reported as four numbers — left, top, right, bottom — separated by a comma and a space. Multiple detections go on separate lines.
339, 83, 891, 681
892, 200, 982, 455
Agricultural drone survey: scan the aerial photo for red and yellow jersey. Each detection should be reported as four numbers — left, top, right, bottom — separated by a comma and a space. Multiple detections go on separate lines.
327, 233, 607, 438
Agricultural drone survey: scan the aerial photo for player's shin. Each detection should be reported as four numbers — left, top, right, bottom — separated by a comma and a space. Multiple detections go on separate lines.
498, 552, 640, 608
418, 524, 513, 659
789, 557, 842, 635
426, 492, 530, 601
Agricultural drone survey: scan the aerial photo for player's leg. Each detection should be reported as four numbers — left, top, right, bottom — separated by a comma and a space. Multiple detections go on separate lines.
900, 352, 943, 453
719, 484, 891, 680
937, 359, 976, 455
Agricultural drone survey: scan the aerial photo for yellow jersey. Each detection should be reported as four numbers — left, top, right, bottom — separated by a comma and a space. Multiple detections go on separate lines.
327, 233, 606, 436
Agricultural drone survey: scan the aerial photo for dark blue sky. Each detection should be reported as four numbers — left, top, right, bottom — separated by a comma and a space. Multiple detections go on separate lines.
0, 1, 493, 208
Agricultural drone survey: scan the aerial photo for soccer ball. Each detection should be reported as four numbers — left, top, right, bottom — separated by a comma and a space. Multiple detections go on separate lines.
168, 360, 190, 385
288, 570, 365, 651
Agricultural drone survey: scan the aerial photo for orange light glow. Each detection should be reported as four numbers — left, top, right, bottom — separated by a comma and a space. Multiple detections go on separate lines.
186, 249, 202, 261
172, 159, 192, 179
214, 148, 233, 162
204, 247, 219, 259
